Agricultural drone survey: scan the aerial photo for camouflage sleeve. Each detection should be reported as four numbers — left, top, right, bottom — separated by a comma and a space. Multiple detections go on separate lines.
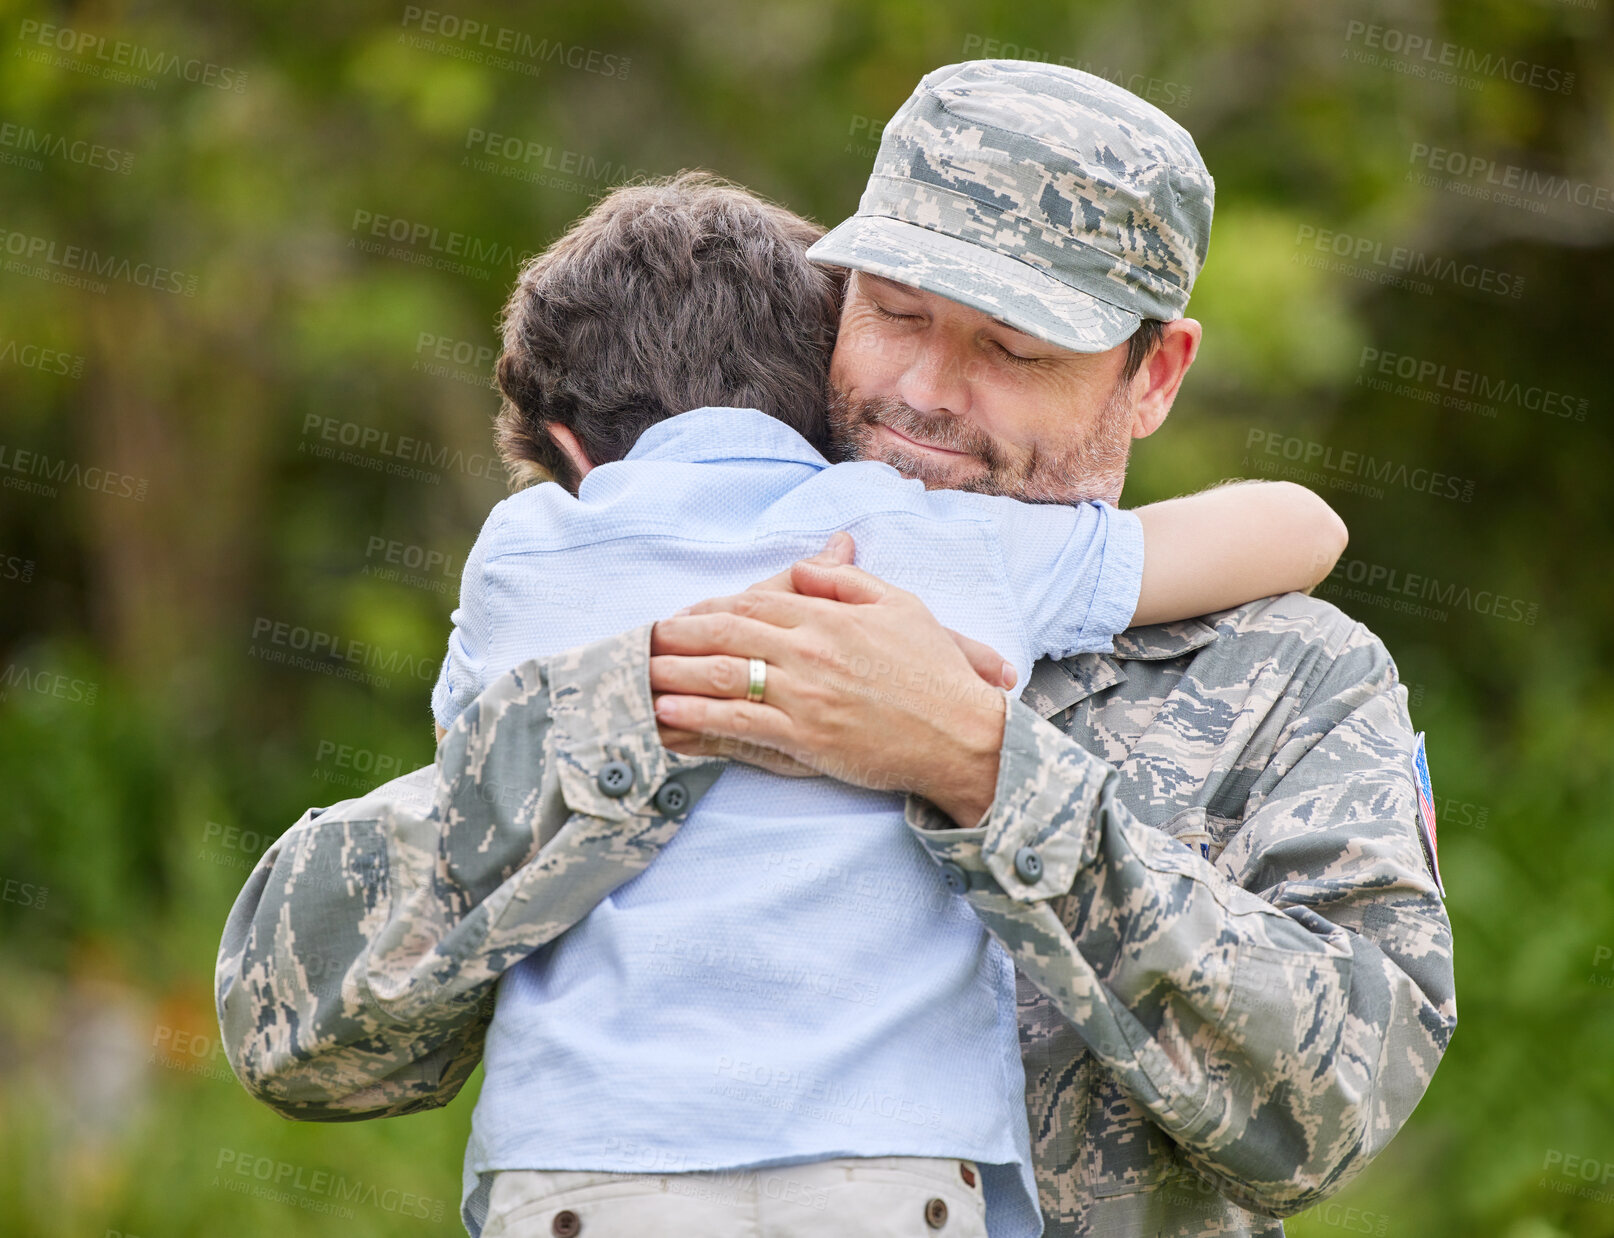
904, 616, 1456, 1216
215, 624, 725, 1121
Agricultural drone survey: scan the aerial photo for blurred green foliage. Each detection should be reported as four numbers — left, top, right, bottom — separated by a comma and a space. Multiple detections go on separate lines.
2, 1, 1612, 1235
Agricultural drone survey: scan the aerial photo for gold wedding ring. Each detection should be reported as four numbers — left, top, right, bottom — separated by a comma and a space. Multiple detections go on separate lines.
745, 657, 767, 704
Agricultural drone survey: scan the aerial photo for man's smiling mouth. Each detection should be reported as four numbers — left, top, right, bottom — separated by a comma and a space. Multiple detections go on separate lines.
875, 422, 970, 457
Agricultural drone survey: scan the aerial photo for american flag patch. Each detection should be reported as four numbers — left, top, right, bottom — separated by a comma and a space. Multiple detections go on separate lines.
1412, 732, 1444, 897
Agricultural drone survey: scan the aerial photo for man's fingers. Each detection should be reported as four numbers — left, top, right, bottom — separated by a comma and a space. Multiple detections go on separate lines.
737, 749, 820, 778
649, 654, 755, 699
739, 566, 800, 595
690, 532, 859, 600
943, 626, 1017, 689
650, 613, 797, 660
653, 693, 792, 749
677, 589, 811, 628
657, 724, 821, 777
656, 724, 711, 754
809, 530, 857, 566
789, 559, 897, 606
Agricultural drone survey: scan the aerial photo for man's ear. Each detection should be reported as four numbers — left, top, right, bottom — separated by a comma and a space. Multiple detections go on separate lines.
1129, 318, 1201, 441
545, 422, 595, 483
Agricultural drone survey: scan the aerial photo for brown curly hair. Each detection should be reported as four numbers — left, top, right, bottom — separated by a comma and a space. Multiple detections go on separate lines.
493, 171, 846, 491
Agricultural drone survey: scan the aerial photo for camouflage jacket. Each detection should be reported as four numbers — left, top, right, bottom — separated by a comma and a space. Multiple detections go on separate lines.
216, 592, 1456, 1237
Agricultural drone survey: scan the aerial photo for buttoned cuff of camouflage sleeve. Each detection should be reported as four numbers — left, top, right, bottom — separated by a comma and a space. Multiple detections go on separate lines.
905, 697, 1110, 903
547, 623, 722, 821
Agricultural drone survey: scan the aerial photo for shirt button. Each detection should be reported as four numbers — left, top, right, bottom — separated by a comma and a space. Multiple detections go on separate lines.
653, 779, 690, 817
551, 1210, 581, 1237
596, 760, 634, 798
1013, 846, 1043, 883
924, 1196, 949, 1228
938, 861, 969, 895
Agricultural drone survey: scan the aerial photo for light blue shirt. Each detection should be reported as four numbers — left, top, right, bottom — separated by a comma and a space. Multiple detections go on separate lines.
440, 407, 1144, 1238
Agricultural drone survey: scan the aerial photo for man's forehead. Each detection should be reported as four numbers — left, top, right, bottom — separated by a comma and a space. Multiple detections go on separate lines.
854, 270, 1041, 341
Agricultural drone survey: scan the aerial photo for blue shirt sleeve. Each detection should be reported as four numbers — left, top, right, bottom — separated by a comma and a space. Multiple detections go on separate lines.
431, 501, 509, 730
987, 498, 1145, 660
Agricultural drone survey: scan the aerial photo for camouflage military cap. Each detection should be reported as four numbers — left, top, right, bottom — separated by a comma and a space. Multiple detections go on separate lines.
808, 59, 1215, 352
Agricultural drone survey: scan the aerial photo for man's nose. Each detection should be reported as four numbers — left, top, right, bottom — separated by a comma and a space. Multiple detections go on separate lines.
895, 330, 973, 418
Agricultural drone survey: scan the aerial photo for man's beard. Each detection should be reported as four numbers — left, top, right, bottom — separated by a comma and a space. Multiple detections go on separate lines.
824, 380, 1135, 504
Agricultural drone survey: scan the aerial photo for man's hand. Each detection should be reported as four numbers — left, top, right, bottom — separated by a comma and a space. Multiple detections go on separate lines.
649, 533, 1014, 825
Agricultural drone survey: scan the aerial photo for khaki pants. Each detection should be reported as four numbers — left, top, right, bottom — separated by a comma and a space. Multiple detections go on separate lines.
482, 1155, 989, 1237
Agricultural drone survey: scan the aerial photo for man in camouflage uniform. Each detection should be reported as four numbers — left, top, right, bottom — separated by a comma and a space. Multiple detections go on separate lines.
217, 61, 1455, 1236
